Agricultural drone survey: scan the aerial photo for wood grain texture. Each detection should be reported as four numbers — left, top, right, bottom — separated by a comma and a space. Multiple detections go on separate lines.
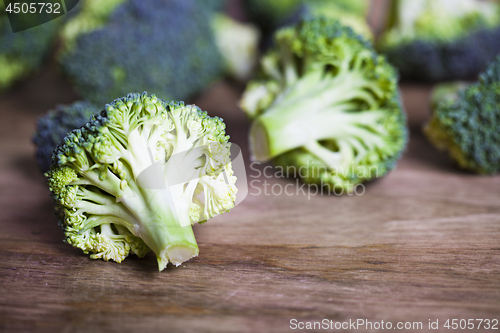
0, 70, 499, 333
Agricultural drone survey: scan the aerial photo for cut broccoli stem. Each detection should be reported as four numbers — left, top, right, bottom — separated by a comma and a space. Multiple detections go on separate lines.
250, 70, 388, 164
76, 155, 199, 271
111, 179, 199, 270
136, 191, 198, 270
140, 203, 198, 271
102, 185, 199, 270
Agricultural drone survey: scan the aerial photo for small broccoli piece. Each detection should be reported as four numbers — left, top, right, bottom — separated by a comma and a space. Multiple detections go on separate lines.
240, 18, 407, 192
33, 101, 99, 172
244, 0, 369, 33
211, 14, 261, 81
378, 0, 500, 81
46, 92, 237, 270
424, 56, 500, 174
430, 82, 471, 109
58, 0, 259, 106
0, 4, 61, 92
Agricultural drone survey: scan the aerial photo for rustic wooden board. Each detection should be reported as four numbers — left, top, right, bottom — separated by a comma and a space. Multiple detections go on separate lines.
0, 69, 499, 333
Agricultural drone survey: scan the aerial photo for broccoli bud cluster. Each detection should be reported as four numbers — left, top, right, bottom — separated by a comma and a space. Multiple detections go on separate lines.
46, 92, 237, 270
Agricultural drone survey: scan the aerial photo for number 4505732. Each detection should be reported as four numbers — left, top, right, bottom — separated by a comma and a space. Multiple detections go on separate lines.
444, 319, 498, 330
5, 2, 61, 14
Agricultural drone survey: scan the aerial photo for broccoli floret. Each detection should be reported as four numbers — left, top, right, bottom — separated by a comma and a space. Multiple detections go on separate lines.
45, 92, 237, 270
240, 18, 407, 193
33, 101, 99, 172
58, 0, 259, 105
0, 4, 61, 92
378, 0, 500, 81
424, 56, 500, 174
244, 0, 369, 33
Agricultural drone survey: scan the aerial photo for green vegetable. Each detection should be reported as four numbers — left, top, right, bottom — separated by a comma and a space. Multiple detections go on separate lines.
45, 92, 237, 270
58, 0, 259, 105
378, 0, 500, 81
424, 56, 500, 174
240, 18, 407, 193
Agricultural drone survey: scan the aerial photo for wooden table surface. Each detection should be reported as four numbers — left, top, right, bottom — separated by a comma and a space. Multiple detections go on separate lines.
0, 68, 499, 333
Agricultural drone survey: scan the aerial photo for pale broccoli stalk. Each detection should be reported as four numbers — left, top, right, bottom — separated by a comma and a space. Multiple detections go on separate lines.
240, 18, 407, 191
46, 93, 237, 270
212, 14, 261, 81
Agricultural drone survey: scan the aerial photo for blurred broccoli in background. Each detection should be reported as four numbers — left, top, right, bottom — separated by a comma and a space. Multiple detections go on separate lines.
244, 0, 369, 33
287, 1, 373, 41
211, 13, 261, 81
58, 0, 260, 106
378, 0, 500, 81
0, 4, 61, 93
240, 18, 407, 192
33, 101, 99, 172
424, 56, 500, 174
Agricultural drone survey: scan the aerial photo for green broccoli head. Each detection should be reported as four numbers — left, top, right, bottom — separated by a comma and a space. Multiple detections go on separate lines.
378, 0, 500, 81
45, 92, 237, 270
424, 56, 500, 174
33, 101, 99, 172
58, 0, 224, 106
58, 0, 259, 106
0, 5, 61, 92
240, 18, 407, 193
